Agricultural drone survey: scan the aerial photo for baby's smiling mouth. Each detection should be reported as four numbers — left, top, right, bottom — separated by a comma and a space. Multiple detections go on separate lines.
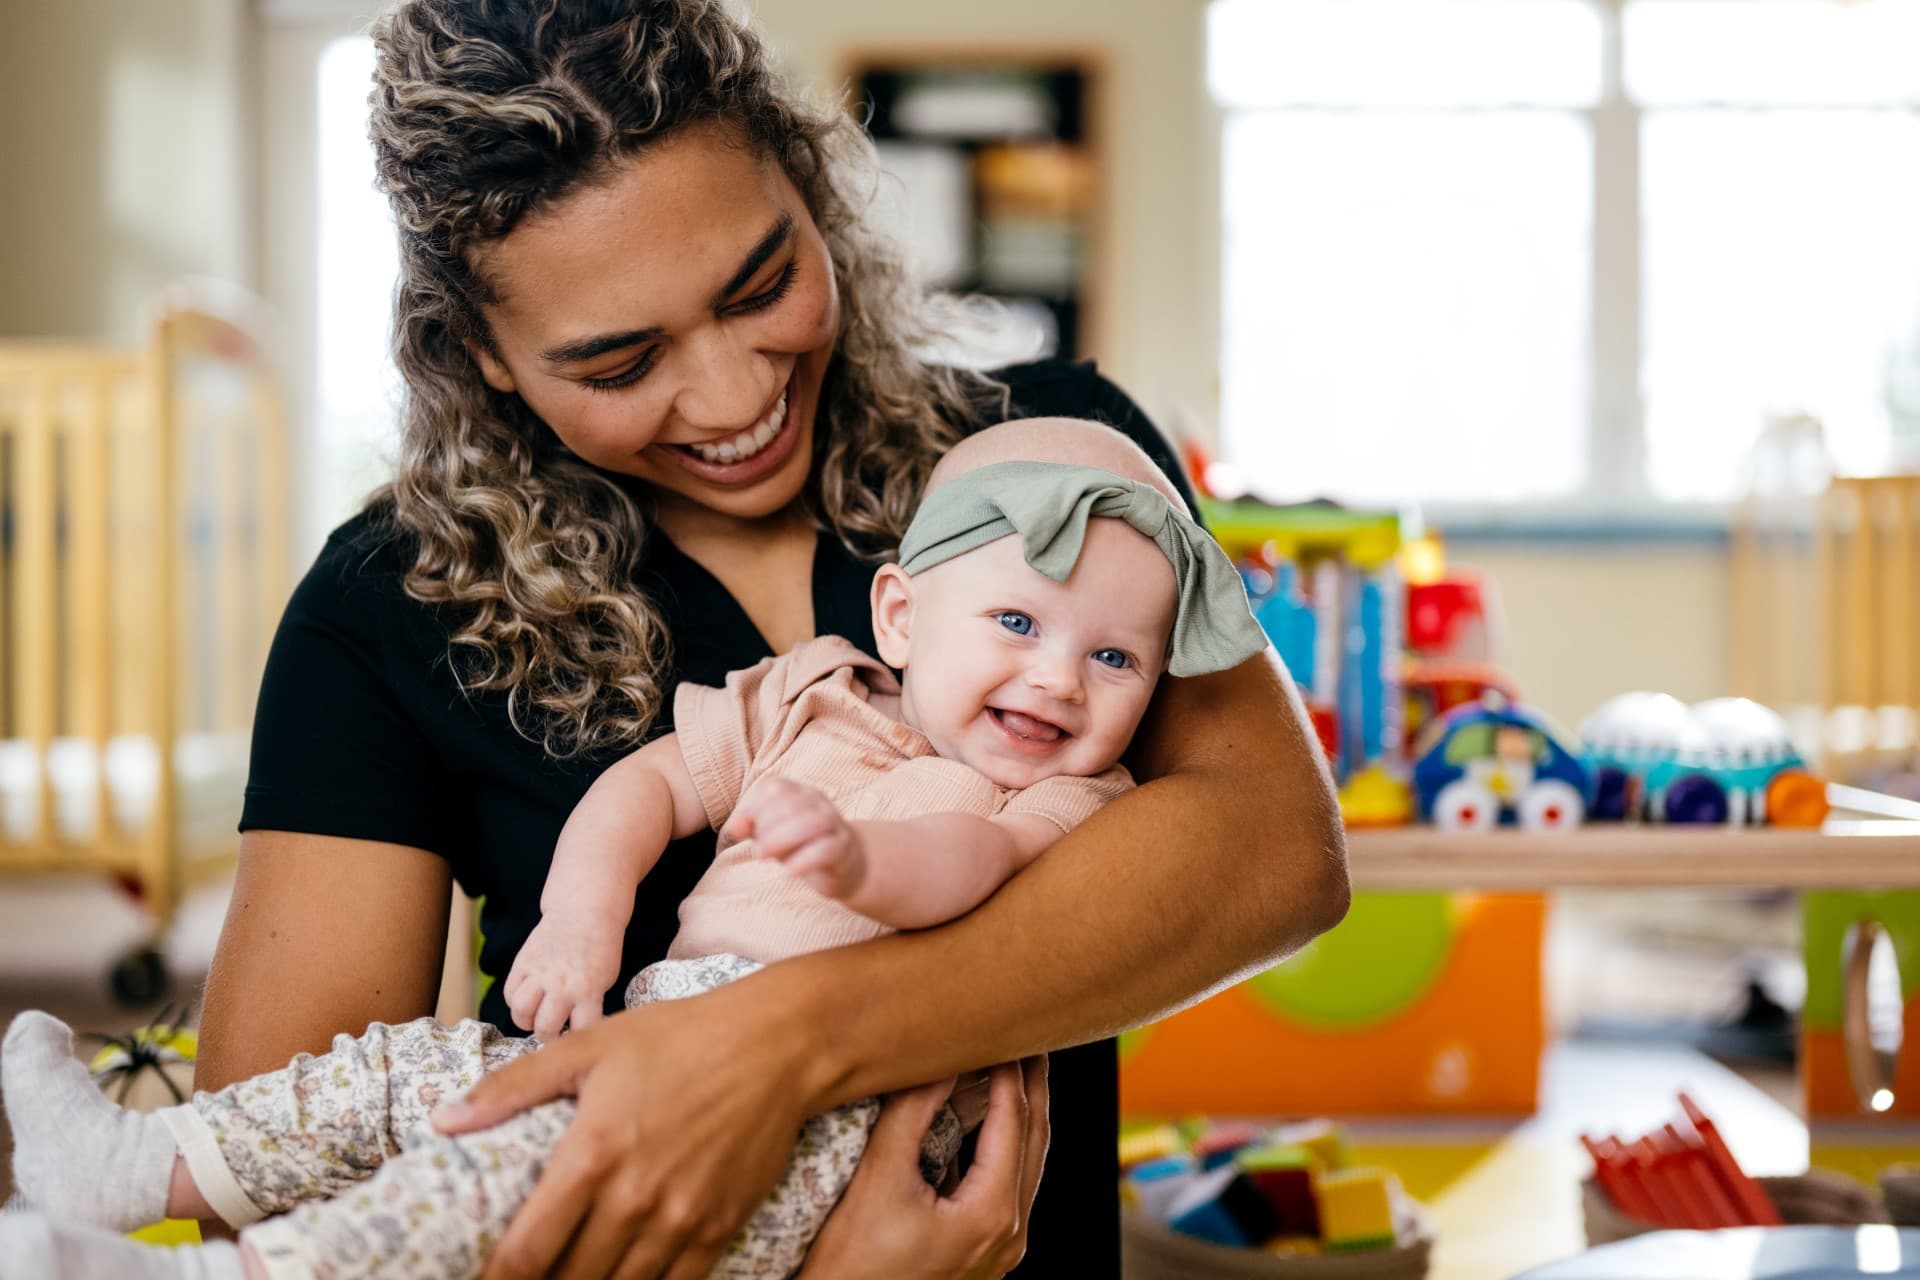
990, 707, 1070, 745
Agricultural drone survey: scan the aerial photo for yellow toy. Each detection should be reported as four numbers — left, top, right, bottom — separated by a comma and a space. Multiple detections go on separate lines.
1317, 1167, 1401, 1252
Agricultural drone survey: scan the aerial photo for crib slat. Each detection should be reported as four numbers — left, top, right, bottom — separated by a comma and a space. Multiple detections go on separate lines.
13, 377, 58, 852
72, 373, 118, 854
1887, 478, 1917, 711
139, 320, 181, 923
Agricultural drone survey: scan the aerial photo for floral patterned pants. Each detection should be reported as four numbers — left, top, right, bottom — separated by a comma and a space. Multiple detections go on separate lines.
166, 954, 960, 1280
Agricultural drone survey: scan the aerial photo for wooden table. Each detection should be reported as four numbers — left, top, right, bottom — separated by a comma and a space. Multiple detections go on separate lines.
1345, 819, 1920, 890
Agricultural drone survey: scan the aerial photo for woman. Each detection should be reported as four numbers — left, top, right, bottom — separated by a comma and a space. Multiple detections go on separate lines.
196, 2, 1349, 1278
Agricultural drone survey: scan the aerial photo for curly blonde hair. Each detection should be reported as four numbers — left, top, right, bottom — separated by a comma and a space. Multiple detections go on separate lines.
365, 0, 1003, 758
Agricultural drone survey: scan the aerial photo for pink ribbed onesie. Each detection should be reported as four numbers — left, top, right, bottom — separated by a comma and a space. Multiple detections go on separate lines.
668, 635, 1132, 964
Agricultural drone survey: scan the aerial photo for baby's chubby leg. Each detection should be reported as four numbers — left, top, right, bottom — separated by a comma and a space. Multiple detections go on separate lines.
2, 1010, 536, 1233
178, 1013, 537, 1224
239, 1096, 575, 1280
3, 1011, 178, 1231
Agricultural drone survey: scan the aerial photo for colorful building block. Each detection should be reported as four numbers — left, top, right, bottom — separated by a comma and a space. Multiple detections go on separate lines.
1126, 1154, 1198, 1223
1193, 1121, 1263, 1170
1235, 1145, 1320, 1236
1317, 1167, 1400, 1252
1270, 1118, 1350, 1172
1119, 1124, 1186, 1173
1167, 1166, 1281, 1248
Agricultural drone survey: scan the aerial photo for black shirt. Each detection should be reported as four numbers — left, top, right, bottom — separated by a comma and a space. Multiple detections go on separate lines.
240, 357, 1198, 1277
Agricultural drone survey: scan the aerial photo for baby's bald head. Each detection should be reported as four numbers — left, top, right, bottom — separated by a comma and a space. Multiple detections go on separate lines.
924, 417, 1188, 511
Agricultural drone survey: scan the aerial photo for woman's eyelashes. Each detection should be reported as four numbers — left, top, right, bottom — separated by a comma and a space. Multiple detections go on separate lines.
582, 348, 660, 393
579, 260, 801, 393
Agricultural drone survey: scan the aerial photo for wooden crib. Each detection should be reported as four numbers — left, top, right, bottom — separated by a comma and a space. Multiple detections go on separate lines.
1734, 473, 1920, 780
0, 292, 288, 1001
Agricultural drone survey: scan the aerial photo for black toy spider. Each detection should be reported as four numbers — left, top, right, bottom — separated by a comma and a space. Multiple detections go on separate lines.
77, 1002, 196, 1106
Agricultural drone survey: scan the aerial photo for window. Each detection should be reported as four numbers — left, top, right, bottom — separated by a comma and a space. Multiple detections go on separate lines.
316, 35, 401, 529
1212, 0, 1920, 509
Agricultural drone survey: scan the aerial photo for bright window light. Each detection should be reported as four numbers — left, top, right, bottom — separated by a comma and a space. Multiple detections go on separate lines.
1209, 0, 1603, 108
316, 35, 402, 526
1642, 109, 1920, 498
1627, 0, 1920, 107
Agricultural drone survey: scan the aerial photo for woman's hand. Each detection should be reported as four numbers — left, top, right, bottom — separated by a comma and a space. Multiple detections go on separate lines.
433, 980, 817, 1280
796, 1057, 1049, 1280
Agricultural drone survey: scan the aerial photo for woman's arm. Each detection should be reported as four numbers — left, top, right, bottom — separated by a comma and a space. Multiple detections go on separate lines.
195, 829, 453, 1090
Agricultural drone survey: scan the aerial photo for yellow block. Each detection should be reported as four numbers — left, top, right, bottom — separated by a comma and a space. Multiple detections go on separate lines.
1119, 1124, 1186, 1171
1318, 1166, 1399, 1248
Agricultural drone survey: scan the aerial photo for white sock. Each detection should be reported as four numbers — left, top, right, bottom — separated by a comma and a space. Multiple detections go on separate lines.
0, 1210, 246, 1280
3, 1010, 178, 1230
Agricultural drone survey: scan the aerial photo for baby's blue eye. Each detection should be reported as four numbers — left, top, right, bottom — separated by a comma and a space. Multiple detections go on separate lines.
997, 612, 1034, 636
1094, 649, 1130, 669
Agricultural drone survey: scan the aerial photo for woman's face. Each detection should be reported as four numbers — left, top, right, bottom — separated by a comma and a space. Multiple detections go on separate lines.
468, 120, 840, 523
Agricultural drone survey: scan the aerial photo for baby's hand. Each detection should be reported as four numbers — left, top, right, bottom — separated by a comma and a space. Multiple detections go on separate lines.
503, 913, 624, 1041
725, 776, 867, 900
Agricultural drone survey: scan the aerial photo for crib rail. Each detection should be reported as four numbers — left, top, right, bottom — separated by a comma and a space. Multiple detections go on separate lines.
0, 302, 288, 922
1732, 474, 1920, 772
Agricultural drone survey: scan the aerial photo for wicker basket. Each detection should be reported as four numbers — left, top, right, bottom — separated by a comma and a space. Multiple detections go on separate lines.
1122, 1201, 1434, 1279
1880, 1166, 1920, 1227
1581, 1169, 1887, 1246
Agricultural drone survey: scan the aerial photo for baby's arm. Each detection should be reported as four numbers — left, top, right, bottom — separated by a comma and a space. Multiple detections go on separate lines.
504, 734, 709, 1038
726, 777, 1059, 930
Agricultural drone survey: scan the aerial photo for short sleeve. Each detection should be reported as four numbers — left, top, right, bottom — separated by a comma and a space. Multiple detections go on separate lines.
239, 526, 457, 854
670, 650, 795, 830
1000, 766, 1135, 836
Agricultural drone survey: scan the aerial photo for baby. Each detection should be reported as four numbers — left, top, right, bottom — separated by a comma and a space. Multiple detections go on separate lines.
0, 418, 1267, 1280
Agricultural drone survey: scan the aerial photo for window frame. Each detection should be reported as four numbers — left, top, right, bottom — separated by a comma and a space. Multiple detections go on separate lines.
1210, 0, 1914, 535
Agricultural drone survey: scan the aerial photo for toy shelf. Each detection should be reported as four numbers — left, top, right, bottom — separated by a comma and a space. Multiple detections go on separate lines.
1344, 819, 1920, 891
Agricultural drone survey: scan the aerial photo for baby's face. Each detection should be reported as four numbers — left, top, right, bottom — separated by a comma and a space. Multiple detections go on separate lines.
878, 519, 1178, 790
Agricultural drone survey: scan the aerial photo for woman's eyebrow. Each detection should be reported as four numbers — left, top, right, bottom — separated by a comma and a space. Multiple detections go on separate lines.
537, 214, 797, 366
710, 213, 795, 308
541, 327, 663, 364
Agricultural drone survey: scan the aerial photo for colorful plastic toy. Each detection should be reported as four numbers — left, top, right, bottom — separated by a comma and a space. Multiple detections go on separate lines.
1579, 693, 1829, 827
1119, 1117, 1418, 1255
1412, 696, 1592, 832
1317, 1167, 1402, 1252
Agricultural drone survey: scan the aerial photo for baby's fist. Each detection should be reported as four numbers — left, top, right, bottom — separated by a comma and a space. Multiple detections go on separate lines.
725, 776, 866, 899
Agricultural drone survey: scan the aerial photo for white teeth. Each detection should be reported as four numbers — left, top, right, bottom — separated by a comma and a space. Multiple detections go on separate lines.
689, 391, 788, 464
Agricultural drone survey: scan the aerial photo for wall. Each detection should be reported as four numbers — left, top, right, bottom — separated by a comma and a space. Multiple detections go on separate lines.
747, 0, 1220, 438
0, 0, 253, 343
1454, 540, 1730, 730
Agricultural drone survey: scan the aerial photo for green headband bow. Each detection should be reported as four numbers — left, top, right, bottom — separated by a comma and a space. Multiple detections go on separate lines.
897, 461, 1268, 677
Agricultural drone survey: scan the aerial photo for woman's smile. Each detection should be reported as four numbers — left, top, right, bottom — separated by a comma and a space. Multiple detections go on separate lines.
650, 371, 801, 487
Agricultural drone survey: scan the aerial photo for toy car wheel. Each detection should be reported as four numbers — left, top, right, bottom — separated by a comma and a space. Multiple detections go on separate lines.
1663, 773, 1729, 825
1432, 780, 1499, 832
1590, 767, 1631, 822
1519, 779, 1585, 832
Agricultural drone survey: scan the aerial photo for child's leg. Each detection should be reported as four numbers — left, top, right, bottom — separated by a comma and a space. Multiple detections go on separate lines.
237, 1096, 576, 1280
2, 1010, 534, 1234
3, 1011, 180, 1230
0, 1210, 250, 1280
166, 1014, 538, 1227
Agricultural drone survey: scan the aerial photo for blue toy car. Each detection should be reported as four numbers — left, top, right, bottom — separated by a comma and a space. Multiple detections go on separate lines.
1412, 697, 1593, 832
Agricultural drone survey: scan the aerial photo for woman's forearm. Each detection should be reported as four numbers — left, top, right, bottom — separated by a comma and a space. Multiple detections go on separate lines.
748, 652, 1351, 1111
